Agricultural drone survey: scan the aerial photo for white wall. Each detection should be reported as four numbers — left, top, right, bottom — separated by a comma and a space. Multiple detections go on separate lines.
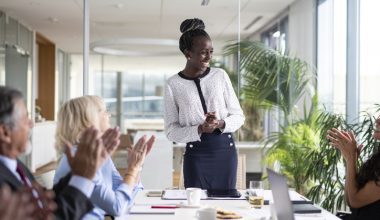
288, 0, 316, 66
248, 0, 316, 65
31, 121, 57, 172
288, 0, 317, 117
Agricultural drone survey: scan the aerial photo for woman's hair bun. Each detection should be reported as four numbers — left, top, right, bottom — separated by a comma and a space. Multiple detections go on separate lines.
180, 18, 205, 34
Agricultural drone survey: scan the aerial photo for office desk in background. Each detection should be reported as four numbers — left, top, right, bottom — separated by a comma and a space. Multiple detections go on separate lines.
116, 190, 340, 220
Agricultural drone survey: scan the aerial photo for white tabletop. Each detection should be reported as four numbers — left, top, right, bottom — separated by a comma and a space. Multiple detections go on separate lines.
116, 190, 340, 220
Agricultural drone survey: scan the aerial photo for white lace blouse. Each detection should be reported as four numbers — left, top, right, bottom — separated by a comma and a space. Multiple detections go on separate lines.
164, 67, 245, 143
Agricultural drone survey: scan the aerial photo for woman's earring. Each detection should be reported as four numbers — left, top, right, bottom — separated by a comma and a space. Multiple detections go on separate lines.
187, 57, 190, 60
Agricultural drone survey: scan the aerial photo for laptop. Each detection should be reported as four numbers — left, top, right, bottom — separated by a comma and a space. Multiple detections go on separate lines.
267, 168, 321, 220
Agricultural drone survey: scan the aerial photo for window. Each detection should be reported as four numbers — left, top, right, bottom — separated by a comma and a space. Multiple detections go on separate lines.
261, 17, 288, 54
317, 0, 347, 115
359, 0, 380, 114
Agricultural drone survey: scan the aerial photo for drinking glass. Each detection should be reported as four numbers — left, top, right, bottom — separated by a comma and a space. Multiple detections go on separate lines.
248, 180, 264, 208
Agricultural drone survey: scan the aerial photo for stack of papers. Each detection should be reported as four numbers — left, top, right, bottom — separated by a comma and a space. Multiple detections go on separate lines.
162, 189, 208, 200
162, 189, 246, 200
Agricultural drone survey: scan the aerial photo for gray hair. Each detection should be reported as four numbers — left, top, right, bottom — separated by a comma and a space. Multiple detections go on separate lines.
0, 86, 23, 128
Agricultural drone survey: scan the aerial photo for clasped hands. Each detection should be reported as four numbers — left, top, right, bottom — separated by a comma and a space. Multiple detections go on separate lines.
198, 112, 225, 134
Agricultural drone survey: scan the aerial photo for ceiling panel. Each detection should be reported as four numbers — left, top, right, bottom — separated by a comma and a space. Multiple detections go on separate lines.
0, 0, 294, 53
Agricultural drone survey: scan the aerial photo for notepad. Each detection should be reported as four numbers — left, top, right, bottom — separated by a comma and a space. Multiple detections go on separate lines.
162, 189, 207, 200
293, 203, 321, 214
259, 190, 310, 205
129, 205, 175, 214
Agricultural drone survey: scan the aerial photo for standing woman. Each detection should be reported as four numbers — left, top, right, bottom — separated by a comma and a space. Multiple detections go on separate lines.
164, 18, 245, 190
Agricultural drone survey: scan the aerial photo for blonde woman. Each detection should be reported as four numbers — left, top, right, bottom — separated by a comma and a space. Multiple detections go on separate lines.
53, 96, 155, 219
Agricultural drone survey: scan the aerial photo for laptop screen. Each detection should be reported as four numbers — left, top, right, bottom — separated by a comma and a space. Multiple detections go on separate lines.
267, 168, 295, 220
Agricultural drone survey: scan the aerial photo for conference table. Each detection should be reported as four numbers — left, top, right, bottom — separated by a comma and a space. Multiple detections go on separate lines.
116, 190, 340, 220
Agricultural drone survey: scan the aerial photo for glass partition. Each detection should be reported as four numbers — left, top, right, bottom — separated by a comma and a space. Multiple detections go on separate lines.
0, 11, 33, 114
83, 1, 253, 138
62, 1, 298, 144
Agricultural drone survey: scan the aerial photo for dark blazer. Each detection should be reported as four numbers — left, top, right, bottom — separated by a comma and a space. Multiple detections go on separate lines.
0, 160, 94, 220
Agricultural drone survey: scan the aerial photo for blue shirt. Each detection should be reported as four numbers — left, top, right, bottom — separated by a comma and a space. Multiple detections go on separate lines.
54, 150, 143, 219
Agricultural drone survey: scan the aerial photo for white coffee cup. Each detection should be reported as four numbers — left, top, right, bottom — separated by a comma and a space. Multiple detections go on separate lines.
186, 187, 202, 206
196, 207, 216, 220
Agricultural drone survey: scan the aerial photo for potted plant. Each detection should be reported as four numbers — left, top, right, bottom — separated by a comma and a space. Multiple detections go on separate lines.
306, 108, 379, 211
210, 60, 265, 141
223, 41, 318, 194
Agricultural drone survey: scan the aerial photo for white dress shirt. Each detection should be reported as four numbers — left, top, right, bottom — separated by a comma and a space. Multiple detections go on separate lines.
164, 67, 245, 143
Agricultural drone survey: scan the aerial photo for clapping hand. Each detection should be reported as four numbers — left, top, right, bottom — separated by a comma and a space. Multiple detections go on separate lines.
126, 135, 155, 176
327, 128, 362, 161
101, 126, 121, 156
28, 183, 56, 220
64, 127, 106, 180
0, 185, 36, 220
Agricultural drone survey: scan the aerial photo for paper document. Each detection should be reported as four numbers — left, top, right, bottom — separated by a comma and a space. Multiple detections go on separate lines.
162, 190, 207, 200
129, 205, 175, 214
162, 189, 246, 200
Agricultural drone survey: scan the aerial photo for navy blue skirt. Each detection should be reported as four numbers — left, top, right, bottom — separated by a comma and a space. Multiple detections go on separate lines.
183, 131, 237, 190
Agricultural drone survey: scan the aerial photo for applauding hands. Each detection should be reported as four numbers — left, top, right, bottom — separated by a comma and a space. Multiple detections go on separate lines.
64, 126, 121, 180
124, 135, 155, 187
327, 128, 363, 162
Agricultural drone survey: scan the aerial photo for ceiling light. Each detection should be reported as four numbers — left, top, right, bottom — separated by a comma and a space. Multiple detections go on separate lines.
272, 31, 280, 38
114, 3, 124, 9
29, 1, 40, 6
91, 38, 179, 56
201, 0, 210, 6
48, 17, 58, 23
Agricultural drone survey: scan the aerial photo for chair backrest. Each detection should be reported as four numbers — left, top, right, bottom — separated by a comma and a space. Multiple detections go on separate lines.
134, 131, 173, 189
178, 153, 246, 189
117, 134, 132, 150
178, 155, 185, 189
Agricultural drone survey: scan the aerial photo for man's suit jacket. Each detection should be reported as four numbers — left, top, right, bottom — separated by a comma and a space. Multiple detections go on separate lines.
0, 160, 94, 220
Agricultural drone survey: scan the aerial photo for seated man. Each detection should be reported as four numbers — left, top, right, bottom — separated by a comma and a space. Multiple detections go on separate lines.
0, 86, 110, 220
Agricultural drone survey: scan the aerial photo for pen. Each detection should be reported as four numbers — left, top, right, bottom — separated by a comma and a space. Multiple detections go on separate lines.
151, 205, 179, 209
